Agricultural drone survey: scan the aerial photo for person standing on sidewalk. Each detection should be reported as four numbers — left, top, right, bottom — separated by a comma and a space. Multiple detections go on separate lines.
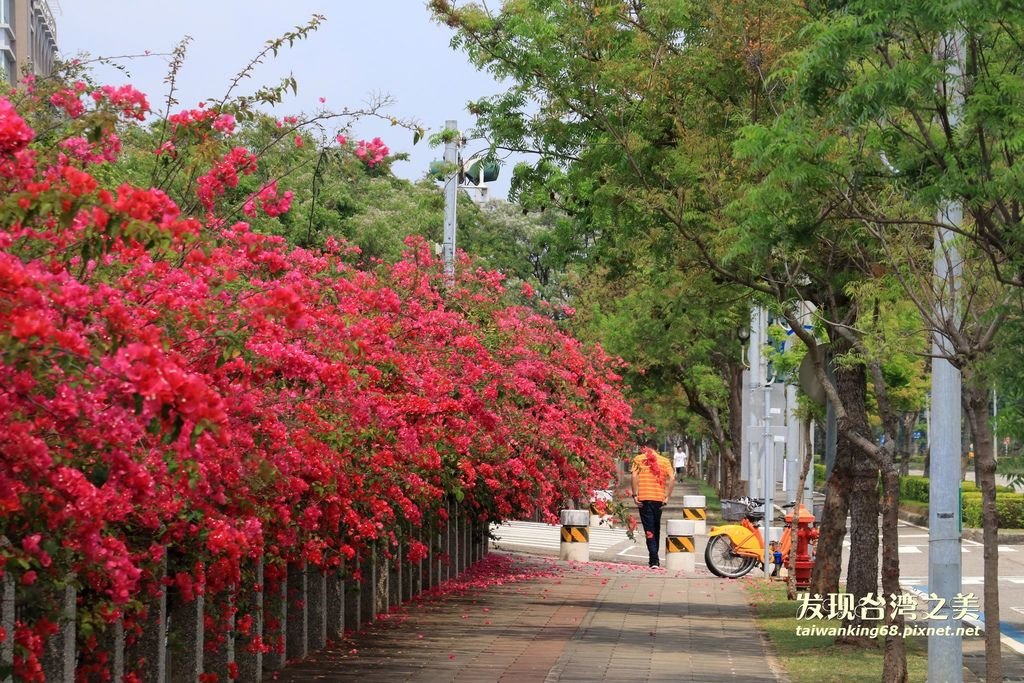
631, 447, 675, 568
672, 446, 687, 482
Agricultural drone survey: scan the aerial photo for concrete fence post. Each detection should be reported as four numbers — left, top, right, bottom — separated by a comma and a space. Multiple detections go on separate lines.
112, 618, 125, 683
444, 501, 453, 582
665, 519, 696, 572
345, 555, 361, 633
473, 520, 481, 565
429, 523, 440, 590
559, 509, 591, 562
285, 561, 308, 661
403, 527, 414, 602
461, 507, 469, 571
359, 552, 374, 626
363, 548, 387, 623
1, 543, 15, 683
308, 567, 327, 651
326, 561, 344, 642
455, 504, 463, 573
389, 541, 401, 610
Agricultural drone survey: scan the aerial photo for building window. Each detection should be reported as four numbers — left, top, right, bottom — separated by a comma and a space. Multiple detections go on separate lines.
0, 0, 12, 27
2, 51, 15, 87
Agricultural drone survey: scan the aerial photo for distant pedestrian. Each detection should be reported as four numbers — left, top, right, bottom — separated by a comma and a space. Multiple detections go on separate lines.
631, 447, 675, 568
673, 447, 687, 482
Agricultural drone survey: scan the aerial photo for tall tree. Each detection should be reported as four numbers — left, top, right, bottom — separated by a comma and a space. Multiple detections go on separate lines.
434, 2, 931, 676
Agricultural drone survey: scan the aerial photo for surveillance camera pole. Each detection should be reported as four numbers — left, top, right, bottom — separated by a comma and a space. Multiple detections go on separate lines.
442, 119, 459, 285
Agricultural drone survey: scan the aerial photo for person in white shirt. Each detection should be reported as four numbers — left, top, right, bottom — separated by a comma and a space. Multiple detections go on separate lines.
673, 447, 687, 481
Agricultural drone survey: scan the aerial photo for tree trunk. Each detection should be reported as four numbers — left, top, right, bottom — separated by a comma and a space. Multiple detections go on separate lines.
810, 434, 852, 596
721, 447, 742, 498
836, 356, 880, 645
880, 450, 908, 682
724, 361, 744, 498
899, 412, 917, 476
965, 382, 1002, 683
705, 444, 718, 488
962, 401, 974, 481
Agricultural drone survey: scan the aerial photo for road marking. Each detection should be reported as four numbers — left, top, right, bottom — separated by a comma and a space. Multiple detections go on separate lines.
898, 546, 922, 554
1000, 546, 1019, 552
902, 582, 1024, 656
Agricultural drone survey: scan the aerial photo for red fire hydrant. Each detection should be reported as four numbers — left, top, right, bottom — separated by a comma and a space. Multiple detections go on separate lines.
785, 504, 819, 589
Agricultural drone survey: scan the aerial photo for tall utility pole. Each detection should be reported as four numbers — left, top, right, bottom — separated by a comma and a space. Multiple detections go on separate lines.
746, 307, 762, 499
762, 315, 774, 580
442, 119, 459, 283
928, 32, 964, 683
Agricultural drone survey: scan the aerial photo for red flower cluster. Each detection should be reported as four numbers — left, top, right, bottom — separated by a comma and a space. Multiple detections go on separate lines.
355, 137, 389, 167
0, 88, 633, 678
243, 180, 294, 218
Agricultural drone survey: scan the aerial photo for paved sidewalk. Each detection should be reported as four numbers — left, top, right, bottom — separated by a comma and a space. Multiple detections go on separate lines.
272, 552, 786, 682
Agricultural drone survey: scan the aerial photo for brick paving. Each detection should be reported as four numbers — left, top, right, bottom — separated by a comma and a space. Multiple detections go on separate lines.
268, 473, 1024, 682
271, 552, 785, 682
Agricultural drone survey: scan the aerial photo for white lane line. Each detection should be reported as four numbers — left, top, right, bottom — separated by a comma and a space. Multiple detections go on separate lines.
899, 546, 922, 554
1000, 546, 1019, 552
900, 582, 1024, 656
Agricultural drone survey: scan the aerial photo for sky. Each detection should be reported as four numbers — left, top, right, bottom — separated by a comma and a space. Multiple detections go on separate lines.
55, 0, 517, 198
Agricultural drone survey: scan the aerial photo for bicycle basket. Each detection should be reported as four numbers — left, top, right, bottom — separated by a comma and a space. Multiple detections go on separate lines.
720, 500, 747, 521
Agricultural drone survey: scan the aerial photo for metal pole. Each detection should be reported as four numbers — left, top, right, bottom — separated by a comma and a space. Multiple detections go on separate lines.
761, 308, 774, 579
748, 308, 762, 498
928, 32, 964, 683
442, 119, 458, 283
785, 383, 799, 501
993, 389, 998, 463
806, 419, 815, 500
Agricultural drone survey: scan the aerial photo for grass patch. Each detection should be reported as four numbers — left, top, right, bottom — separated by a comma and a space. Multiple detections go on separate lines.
745, 580, 929, 682
900, 500, 928, 516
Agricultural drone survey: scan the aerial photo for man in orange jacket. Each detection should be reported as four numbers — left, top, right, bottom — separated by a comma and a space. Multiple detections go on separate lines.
631, 447, 675, 568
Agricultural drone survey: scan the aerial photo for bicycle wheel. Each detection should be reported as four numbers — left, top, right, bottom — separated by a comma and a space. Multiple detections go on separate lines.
704, 535, 756, 578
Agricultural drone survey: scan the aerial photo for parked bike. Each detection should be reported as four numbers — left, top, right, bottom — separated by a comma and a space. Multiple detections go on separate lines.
704, 497, 803, 578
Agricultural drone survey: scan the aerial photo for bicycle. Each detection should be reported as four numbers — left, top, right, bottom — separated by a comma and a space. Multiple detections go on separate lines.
704, 497, 809, 579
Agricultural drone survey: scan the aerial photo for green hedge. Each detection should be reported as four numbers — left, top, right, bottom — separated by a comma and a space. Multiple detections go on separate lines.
962, 492, 1024, 529
901, 476, 930, 503
900, 475, 1012, 504
814, 463, 825, 487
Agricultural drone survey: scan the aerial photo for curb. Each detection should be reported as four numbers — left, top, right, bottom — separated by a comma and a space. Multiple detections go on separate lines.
898, 509, 1024, 544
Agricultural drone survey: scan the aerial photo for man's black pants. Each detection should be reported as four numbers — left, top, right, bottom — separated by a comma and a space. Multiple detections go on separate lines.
638, 500, 664, 566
